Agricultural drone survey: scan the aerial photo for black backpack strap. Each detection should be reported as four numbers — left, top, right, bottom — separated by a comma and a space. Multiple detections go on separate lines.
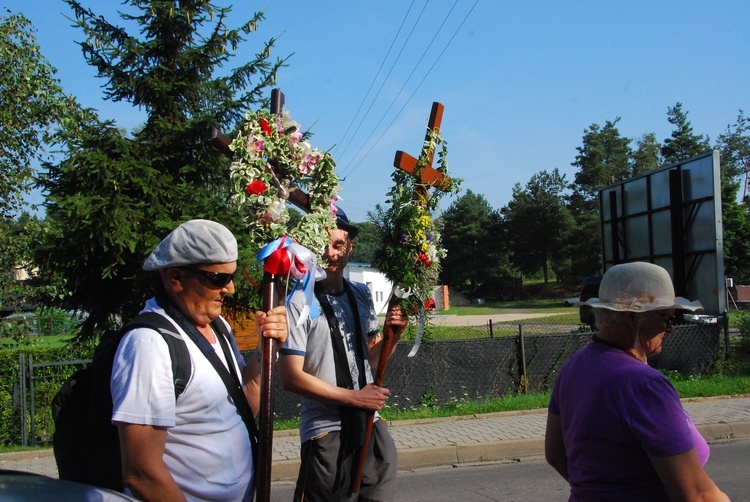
210, 319, 260, 465
123, 312, 191, 399
156, 300, 260, 464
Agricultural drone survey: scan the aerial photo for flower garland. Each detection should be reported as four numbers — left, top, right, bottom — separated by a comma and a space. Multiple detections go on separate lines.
229, 108, 340, 300
371, 129, 461, 317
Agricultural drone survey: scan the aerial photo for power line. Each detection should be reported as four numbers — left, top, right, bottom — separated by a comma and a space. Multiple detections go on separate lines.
340, 0, 463, 179
340, 0, 457, 178
332, 0, 418, 159
342, 0, 479, 179
335, 1, 430, 164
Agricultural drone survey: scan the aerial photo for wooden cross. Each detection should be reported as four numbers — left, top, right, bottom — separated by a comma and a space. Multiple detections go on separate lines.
392, 101, 451, 194
207, 88, 302, 502
352, 101, 452, 494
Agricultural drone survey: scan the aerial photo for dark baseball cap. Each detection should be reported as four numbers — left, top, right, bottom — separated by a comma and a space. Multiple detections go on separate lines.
335, 207, 359, 239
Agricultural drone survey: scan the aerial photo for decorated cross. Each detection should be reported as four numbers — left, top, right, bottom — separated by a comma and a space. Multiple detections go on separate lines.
208, 88, 319, 502
351, 101, 458, 494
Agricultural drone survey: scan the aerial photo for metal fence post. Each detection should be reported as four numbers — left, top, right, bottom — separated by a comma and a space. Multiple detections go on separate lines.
29, 354, 37, 446
518, 325, 528, 394
489, 319, 493, 338
19, 354, 27, 446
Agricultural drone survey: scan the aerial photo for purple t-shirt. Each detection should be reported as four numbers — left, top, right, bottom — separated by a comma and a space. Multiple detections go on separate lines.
549, 342, 706, 501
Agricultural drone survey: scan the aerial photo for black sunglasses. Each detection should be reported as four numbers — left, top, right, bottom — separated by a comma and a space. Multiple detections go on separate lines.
652, 312, 676, 329
182, 268, 237, 288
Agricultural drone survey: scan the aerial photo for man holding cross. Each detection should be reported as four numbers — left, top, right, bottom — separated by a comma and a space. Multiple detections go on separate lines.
279, 207, 408, 502
112, 219, 288, 501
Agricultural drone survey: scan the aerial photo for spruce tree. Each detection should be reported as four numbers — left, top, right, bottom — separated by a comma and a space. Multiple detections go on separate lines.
38, 1, 289, 335
660, 102, 710, 165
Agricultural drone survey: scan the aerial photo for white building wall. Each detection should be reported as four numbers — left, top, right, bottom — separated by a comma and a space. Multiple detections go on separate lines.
344, 262, 444, 314
344, 262, 394, 314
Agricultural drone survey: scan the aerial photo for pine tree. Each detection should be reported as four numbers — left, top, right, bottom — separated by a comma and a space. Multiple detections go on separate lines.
440, 190, 506, 292
502, 170, 573, 283
631, 132, 661, 176
571, 118, 633, 214
716, 111, 750, 282
660, 102, 711, 165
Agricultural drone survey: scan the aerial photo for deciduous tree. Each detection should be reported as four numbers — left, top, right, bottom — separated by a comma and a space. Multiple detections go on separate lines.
350, 220, 379, 264
0, 11, 70, 311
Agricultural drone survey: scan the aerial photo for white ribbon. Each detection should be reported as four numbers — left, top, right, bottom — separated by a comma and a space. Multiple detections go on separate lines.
384, 284, 426, 358
284, 242, 326, 326
257, 236, 326, 327
285, 242, 326, 326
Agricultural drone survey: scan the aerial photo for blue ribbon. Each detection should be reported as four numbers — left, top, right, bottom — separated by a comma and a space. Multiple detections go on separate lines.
256, 236, 324, 325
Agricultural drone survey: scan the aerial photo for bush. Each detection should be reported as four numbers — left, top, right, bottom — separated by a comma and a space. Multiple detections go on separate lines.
0, 341, 95, 446
735, 312, 750, 352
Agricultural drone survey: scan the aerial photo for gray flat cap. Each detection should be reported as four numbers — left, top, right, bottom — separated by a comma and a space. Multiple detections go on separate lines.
143, 219, 238, 271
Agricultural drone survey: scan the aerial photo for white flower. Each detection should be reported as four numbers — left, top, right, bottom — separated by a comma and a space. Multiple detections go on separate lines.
281, 109, 301, 132
267, 199, 286, 221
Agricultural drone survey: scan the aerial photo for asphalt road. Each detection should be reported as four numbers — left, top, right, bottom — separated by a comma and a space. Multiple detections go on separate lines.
269, 438, 750, 501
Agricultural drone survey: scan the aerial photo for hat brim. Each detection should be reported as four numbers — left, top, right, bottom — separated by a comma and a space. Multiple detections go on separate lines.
583, 296, 703, 312
337, 220, 359, 239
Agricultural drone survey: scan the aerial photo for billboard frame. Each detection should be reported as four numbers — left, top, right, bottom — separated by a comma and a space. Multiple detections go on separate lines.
598, 150, 724, 315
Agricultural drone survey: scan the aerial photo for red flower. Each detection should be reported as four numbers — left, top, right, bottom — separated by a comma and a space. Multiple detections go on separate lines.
246, 179, 267, 195
259, 118, 272, 136
417, 252, 432, 266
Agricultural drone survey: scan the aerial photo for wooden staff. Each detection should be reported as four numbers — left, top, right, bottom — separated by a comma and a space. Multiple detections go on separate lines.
257, 270, 281, 502
207, 88, 289, 502
254, 89, 286, 502
351, 296, 399, 494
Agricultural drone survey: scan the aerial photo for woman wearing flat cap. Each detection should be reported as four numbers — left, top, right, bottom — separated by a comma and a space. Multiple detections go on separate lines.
545, 262, 730, 501
111, 219, 288, 501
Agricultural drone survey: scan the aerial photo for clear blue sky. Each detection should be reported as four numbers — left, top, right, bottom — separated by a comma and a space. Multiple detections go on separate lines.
6, 0, 749, 222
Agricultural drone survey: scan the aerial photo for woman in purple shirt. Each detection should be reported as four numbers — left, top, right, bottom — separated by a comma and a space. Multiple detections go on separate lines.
545, 262, 729, 501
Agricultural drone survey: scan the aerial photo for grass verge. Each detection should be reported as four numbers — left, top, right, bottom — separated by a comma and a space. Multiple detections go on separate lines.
269, 362, 750, 433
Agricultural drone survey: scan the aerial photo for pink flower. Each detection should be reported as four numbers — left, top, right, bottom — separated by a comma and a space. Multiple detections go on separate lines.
251, 139, 265, 154
328, 197, 340, 216
299, 152, 321, 174
288, 130, 303, 147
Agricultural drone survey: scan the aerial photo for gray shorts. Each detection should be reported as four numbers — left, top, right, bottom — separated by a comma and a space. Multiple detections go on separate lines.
293, 419, 397, 502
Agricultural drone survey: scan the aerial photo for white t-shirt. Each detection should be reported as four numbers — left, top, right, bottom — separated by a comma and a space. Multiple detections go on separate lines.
111, 298, 254, 501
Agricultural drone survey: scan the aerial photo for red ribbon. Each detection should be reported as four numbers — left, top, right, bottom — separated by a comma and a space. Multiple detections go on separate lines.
263, 236, 292, 275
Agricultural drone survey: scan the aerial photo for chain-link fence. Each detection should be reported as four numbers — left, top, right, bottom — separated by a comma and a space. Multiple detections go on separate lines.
8, 318, 727, 446
269, 318, 726, 421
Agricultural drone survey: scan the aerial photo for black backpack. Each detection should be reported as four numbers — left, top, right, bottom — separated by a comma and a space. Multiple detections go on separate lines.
51, 312, 191, 491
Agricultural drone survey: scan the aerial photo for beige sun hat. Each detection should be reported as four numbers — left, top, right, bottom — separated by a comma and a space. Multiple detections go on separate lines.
583, 261, 702, 312
143, 219, 238, 271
